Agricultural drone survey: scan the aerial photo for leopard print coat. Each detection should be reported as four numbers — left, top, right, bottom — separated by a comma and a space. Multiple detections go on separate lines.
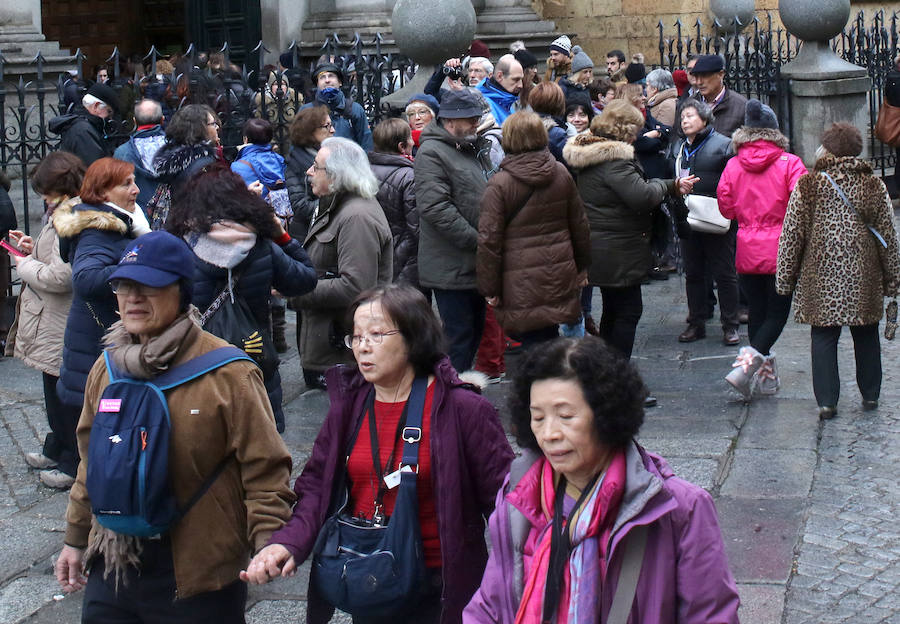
776, 154, 900, 326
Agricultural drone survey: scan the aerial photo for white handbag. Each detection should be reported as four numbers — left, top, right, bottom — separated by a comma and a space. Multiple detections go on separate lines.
676, 150, 731, 234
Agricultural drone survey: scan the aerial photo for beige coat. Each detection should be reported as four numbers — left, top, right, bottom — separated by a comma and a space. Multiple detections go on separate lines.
65, 323, 295, 598
647, 87, 678, 127
5, 200, 75, 376
295, 193, 393, 371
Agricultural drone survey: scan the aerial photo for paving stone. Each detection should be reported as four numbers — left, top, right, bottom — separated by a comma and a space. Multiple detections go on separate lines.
720, 449, 817, 498
0, 574, 61, 623
737, 399, 819, 450
736, 583, 785, 624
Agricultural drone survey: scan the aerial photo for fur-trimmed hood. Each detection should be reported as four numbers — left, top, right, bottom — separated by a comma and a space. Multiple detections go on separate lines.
732, 126, 789, 152
53, 202, 130, 239
562, 133, 634, 170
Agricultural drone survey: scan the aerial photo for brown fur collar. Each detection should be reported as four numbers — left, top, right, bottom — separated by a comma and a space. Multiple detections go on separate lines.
813, 153, 873, 175
732, 126, 789, 152
53, 202, 129, 239
562, 134, 634, 169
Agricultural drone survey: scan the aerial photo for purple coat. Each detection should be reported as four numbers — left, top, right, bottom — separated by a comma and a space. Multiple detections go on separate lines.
268, 357, 515, 624
463, 444, 741, 623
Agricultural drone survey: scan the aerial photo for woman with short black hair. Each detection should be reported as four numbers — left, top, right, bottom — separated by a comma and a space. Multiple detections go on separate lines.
465, 336, 740, 624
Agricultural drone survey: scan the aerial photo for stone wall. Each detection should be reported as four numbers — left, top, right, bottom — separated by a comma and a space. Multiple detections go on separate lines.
531, 0, 900, 69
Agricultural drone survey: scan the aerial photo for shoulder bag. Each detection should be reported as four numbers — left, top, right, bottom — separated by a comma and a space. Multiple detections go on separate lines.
310, 377, 429, 618
675, 149, 731, 234
875, 100, 900, 147
820, 172, 888, 249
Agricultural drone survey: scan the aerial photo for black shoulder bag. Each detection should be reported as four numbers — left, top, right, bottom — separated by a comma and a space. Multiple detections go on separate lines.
310, 377, 429, 618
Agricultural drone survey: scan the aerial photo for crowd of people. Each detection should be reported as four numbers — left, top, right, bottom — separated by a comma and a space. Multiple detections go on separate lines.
1, 33, 898, 624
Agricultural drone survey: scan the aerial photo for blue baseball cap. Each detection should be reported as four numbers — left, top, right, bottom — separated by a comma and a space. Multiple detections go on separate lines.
108, 231, 195, 288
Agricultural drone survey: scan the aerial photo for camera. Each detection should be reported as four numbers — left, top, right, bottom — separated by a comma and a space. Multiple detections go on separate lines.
442, 65, 463, 81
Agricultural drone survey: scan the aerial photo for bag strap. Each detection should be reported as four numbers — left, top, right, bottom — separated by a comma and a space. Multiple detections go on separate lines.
176, 451, 235, 520
153, 346, 256, 389
399, 377, 428, 469
606, 524, 649, 624
505, 185, 536, 227
821, 172, 888, 248
238, 158, 284, 191
200, 268, 244, 326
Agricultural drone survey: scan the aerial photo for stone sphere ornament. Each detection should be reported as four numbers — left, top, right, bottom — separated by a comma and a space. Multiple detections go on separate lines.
391, 0, 476, 65
779, 0, 849, 42
709, 0, 755, 32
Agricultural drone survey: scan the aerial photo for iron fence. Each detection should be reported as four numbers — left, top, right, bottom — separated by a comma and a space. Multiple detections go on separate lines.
1, 12, 899, 233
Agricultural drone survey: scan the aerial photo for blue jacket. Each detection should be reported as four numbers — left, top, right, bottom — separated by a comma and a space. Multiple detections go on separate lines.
231, 144, 286, 199
53, 202, 133, 407
302, 89, 372, 151
113, 125, 167, 211
477, 78, 518, 125
189, 236, 317, 430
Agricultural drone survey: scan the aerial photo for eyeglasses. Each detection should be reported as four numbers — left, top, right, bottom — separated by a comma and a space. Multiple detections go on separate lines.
110, 280, 169, 297
319, 122, 334, 130
207, 120, 220, 128
343, 330, 401, 349
311, 163, 327, 171
405, 108, 432, 118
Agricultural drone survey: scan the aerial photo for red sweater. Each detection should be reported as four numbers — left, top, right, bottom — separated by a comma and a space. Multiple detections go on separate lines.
348, 381, 441, 567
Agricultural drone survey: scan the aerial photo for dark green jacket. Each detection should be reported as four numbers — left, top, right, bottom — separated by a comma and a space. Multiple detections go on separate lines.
564, 134, 676, 288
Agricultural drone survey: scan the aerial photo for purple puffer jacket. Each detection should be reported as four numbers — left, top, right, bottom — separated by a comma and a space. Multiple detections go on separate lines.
463, 443, 741, 623
268, 356, 515, 624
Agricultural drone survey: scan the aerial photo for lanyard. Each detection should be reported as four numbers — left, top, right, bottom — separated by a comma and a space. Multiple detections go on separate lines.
363, 391, 410, 523
541, 471, 603, 624
681, 129, 713, 165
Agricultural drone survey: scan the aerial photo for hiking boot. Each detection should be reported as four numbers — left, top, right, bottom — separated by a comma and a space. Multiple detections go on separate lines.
678, 325, 706, 342
40, 469, 75, 489
725, 346, 763, 399
24, 452, 57, 470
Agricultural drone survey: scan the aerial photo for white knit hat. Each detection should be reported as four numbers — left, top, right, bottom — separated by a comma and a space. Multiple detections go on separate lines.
550, 35, 572, 56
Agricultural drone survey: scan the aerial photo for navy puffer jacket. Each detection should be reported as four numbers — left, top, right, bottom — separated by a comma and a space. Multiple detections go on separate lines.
189, 236, 317, 430
367, 151, 419, 286
54, 202, 133, 406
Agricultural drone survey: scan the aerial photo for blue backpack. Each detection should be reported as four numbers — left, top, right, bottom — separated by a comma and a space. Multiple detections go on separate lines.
86, 346, 254, 537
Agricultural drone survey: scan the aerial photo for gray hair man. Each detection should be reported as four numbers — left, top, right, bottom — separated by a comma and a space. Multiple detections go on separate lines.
296, 136, 392, 388
476, 54, 524, 125
414, 89, 495, 373
113, 99, 167, 209
48, 82, 120, 165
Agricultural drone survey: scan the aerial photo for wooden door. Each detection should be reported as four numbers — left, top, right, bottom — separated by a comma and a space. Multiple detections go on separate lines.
185, 0, 261, 66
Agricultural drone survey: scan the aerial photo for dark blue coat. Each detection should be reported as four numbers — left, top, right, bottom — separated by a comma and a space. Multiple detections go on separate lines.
53, 202, 133, 407
113, 125, 167, 211
189, 236, 317, 430
301, 90, 372, 151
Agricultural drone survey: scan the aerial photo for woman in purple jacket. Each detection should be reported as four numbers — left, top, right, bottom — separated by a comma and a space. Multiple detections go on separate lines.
242, 283, 514, 623
464, 336, 740, 624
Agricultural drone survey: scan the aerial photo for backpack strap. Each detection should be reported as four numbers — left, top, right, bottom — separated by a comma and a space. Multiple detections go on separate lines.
153, 346, 256, 390
606, 524, 649, 624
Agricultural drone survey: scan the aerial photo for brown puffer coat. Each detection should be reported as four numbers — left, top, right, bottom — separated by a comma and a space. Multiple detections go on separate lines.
476, 148, 590, 333
776, 154, 900, 326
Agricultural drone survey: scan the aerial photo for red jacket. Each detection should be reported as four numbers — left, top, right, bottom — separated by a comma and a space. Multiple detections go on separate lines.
717, 127, 808, 274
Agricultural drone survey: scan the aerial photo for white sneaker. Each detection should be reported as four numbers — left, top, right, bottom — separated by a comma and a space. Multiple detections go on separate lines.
725, 346, 763, 399
755, 353, 780, 395
39, 469, 75, 489
24, 452, 57, 469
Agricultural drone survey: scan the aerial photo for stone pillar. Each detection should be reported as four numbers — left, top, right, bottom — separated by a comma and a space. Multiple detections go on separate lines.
779, 0, 870, 167
0, 0, 73, 80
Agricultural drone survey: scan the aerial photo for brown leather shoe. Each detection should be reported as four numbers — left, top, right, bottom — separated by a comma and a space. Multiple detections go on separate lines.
678, 325, 706, 342
723, 327, 741, 346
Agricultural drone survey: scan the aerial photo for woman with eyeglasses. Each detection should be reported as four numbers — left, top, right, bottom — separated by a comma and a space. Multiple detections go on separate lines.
404, 93, 438, 153
52, 158, 150, 489
284, 104, 335, 241
242, 283, 514, 624
146, 104, 225, 230
292, 137, 393, 391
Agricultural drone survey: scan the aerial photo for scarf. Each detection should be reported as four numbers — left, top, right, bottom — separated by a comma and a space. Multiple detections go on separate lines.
183, 220, 257, 304
105, 201, 151, 236
86, 310, 201, 588
514, 452, 626, 624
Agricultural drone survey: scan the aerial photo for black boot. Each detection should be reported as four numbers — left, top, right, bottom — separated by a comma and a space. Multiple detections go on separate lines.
271, 304, 288, 353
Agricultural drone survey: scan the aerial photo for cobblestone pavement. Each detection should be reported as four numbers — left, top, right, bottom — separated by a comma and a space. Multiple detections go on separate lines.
1, 274, 899, 623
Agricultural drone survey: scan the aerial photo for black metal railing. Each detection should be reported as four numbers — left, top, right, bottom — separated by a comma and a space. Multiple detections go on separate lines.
1, 13, 898, 233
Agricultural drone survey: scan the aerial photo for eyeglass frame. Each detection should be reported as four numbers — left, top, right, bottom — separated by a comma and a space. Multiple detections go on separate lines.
343, 329, 401, 349
319, 121, 334, 130
405, 108, 433, 118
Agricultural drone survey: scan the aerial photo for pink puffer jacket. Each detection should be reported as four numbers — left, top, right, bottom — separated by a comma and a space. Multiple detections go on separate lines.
717, 127, 807, 274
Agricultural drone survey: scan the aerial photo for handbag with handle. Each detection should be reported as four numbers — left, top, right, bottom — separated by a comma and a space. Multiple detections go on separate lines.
675, 149, 731, 234
875, 100, 900, 147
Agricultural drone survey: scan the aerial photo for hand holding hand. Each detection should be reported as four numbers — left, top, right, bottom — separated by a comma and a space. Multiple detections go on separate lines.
55, 545, 87, 593
240, 544, 296, 584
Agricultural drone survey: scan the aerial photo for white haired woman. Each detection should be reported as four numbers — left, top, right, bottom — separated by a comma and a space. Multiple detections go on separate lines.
645, 68, 678, 127
294, 137, 393, 390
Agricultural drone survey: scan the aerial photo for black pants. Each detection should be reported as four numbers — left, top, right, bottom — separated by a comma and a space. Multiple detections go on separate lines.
598, 284, 643, 359
82, 539, 247, 623
810, 324, 881, 408
681, 228, 739, 330
739, 274, 793, 355
41, 372, 81, 477
433, 288, 485, 373
509, 325, 560, 351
